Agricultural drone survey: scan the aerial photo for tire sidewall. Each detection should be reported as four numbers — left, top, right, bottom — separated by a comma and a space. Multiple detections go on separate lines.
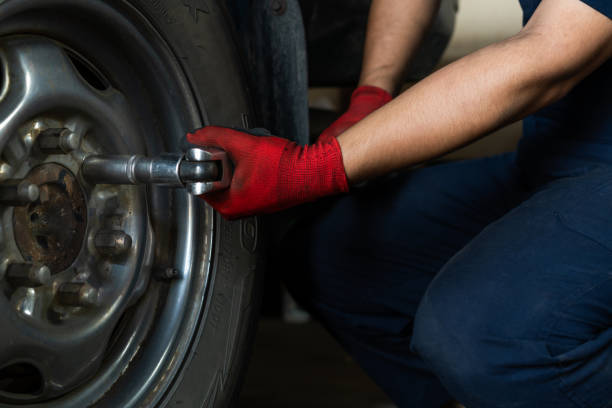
124, 1, 262, 406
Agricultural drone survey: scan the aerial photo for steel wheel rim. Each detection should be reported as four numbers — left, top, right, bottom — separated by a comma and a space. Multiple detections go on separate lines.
0, 1, 214, 407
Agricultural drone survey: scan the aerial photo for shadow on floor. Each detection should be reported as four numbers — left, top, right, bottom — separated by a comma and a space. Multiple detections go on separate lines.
238, 319, 395, 408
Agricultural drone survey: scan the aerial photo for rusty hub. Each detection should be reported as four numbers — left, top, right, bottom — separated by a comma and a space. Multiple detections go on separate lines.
13, 163, 87, 274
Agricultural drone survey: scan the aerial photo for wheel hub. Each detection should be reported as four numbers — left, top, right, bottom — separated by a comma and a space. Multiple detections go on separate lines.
0, 1, 212, 405
0, 35, 152, 402
14, 163, 87, 274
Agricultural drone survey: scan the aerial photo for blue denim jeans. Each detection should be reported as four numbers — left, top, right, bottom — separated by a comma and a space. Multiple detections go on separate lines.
282, 153, 612, 408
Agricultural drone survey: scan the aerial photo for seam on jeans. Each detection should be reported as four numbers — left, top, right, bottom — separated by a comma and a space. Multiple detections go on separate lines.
544, 276, 612, 408
555, 210, 612, 253
522, 210, 612, 408
529, 212, 612, 345
523, 169, 612, 215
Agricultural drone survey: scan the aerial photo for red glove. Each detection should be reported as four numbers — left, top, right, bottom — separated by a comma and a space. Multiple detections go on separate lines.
319, 85, 392, 140
186, 126, 349, 219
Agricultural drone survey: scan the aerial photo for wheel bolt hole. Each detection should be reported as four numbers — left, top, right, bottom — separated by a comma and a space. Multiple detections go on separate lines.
36, 235, 49, 250
66, 50, 110, 91
30, 212, 39, 222
0, 363, 43, 396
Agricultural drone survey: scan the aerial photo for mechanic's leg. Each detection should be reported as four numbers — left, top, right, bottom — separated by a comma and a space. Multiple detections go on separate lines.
412, 167, 612, 408
282, 153, 528, 408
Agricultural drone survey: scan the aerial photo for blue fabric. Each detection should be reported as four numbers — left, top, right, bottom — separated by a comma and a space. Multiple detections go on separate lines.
516, 0, 612, 183
280, 2, 612, 406
580, 0, 612, 18
283, 155, 612, 407
520, 0, 612, 21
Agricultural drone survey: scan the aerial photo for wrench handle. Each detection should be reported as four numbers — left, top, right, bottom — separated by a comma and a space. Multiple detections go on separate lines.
81, 148, 231, 195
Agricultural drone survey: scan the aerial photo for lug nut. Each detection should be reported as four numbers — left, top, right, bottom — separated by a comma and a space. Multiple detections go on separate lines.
60, 130, 81, 151
31, 120, 46, 134
271, 0, 287, 15
37, 128, 80, 154
6, 263, 51, 287
94, 230, 132, 257
22, 131, 35, 148
0, 259, 9, 279
0, 162, 13, 181
56, 282, 99, 307
0, 180, 40, 206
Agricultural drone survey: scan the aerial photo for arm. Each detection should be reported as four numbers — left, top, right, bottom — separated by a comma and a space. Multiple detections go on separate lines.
359, 0, 441, 94
188, 0, 612, 219
339, 0, 612, 182
319, 0, 439, 140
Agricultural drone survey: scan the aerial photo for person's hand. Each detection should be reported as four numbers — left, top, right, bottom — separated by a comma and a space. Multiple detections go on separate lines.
319, 85, 392, 140
186, 126, 349, 219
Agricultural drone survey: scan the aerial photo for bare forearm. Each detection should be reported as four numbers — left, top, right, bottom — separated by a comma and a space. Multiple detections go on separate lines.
343, 34, 555, 181
359, 0, 440, 94
340, 0, 612, 183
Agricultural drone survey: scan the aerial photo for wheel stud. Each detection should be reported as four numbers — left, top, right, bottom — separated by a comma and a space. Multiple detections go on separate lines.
56, 282, 99, 307
37, 128, 80, 154
0, 162, 13, 181
0, 180, 40, 206
94, 230, 132, 257
154, 267, 180, 281
6, 263, 51, 287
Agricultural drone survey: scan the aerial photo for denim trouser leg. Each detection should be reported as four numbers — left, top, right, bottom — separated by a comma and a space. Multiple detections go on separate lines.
284, 154, 529, 407
283, 153, 612, 407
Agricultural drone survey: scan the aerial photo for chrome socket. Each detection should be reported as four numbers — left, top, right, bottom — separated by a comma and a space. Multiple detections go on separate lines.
80, 147, 231, 195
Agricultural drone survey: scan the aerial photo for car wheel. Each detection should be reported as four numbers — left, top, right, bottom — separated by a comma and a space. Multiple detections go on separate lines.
0, 1, 262, 407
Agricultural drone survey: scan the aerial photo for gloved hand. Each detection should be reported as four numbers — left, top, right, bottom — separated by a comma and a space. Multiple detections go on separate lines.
319, 85, 392, 140
186, 126, 349, 219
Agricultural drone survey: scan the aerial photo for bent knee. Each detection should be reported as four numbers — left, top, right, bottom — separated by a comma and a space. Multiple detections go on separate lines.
410, 280, 604, 407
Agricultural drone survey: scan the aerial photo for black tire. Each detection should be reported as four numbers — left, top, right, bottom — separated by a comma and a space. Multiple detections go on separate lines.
0, 1, 263, 407
124, 1, 263, 407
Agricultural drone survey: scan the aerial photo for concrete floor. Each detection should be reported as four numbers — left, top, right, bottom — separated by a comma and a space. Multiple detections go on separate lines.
238, 319, 395, 408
